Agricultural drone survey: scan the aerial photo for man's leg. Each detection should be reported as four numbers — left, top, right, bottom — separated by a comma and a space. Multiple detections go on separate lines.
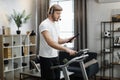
52, 57, 60, 80
39, 57, 60, 80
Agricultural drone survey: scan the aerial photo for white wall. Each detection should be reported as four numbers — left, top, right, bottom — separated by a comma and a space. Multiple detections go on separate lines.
87, 0, 120, 77
87, 0, 120, 52
0, 0, 36, 35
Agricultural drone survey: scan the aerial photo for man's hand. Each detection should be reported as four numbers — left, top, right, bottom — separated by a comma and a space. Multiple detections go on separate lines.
66, 37, 76, 43
65, 48, 77, 55
67, 33, 79, 43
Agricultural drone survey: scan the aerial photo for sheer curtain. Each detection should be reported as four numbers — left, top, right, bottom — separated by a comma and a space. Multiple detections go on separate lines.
74, 0, 87, 50
36, 0, 49, 54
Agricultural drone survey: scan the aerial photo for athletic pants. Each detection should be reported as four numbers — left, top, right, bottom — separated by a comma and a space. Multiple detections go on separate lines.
39, 56, 60, 80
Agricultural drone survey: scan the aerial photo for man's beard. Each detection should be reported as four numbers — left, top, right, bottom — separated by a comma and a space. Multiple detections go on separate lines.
52, 15, 59, 21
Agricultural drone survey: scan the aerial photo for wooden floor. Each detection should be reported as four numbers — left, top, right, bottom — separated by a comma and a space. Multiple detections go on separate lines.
19, 74, 120, 80
19, 77, 120, 80
61, 75, 120, 80
95, 77, 120, 80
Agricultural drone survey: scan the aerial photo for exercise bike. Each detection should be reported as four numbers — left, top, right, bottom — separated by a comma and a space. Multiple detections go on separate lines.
51, 49, 89, 80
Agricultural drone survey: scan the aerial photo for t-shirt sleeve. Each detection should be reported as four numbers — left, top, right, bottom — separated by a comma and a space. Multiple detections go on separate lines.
39, 23, 49, 33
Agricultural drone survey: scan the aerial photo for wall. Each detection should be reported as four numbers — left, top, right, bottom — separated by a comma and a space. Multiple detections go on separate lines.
87, 0, 120, 52
0, 0, 37, 35
87, 0, 120, 77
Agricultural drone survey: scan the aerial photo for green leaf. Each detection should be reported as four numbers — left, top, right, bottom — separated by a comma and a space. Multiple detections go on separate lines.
23, 14, 31, 23
11, 9, 31, 29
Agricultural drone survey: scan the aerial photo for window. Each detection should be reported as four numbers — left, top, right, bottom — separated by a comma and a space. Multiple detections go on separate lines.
50, 0, 74, 48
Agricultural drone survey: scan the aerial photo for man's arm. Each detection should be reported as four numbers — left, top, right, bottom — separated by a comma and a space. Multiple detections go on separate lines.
58, 36, 76, 44
58, 37, 69, 44
41, 30, 76, 55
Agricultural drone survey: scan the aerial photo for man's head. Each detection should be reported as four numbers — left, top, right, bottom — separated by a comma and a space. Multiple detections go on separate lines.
48, 4, 63, 21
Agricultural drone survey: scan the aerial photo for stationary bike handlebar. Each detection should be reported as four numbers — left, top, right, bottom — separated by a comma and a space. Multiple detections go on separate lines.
51, 49, 89, 69
75, 48, 89, 56
65, 54, 89, 66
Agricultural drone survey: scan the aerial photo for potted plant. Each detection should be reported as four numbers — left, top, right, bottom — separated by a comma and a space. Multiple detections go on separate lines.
11, 10, 31, 34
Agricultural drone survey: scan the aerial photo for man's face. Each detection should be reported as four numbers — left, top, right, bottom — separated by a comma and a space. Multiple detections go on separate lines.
52, 11, 61, 21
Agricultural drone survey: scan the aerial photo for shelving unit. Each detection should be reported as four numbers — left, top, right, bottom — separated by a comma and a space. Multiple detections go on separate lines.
100, 21, 120, 80
0, 35, 36, 80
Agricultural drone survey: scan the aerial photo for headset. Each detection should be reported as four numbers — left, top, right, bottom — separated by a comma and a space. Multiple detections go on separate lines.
48, 4, 62, 15
49, 6, 54, 14
48, 4, 62, 21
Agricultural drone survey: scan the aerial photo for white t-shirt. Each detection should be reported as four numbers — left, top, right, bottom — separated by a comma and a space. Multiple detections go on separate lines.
39, 18, 59, 58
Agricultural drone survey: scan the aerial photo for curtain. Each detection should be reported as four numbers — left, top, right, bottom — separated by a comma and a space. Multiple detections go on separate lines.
36, 0, 49, 54
74, 0, 87, 50
39, 0, 50, 23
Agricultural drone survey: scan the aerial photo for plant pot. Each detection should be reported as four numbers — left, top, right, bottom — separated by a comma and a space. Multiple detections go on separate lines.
16, 30, 21, 34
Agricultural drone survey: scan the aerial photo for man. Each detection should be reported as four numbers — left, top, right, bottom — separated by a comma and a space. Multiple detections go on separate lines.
39, 4, 77, 80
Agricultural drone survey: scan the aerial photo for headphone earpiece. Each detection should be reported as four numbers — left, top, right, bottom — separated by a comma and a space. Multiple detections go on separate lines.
49, 7, 54, 14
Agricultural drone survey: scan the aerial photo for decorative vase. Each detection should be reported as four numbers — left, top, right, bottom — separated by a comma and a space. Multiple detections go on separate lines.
16, 30, 21, 34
